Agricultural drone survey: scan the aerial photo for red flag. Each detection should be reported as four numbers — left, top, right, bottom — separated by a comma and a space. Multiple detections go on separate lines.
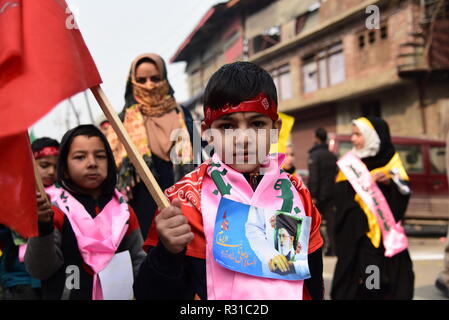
0, 132, 37, 238
0, 0, 102, 137
0, 0, 102, 237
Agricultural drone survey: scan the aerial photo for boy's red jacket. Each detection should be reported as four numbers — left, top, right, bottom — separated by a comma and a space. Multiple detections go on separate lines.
145, 161, 323, 259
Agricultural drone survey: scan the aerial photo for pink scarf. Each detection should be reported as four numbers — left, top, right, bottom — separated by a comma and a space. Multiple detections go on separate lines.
54, 188, 130, 300
337, 152, 408, 257
201, 153, 307, 300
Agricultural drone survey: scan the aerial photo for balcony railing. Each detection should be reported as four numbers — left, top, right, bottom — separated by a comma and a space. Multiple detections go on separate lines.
397, 0, 449, 76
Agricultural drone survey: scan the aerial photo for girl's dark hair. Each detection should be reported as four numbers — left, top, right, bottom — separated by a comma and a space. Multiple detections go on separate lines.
57, 125, 117, 196
203, 61, 278, 110
31, 137, 59, 153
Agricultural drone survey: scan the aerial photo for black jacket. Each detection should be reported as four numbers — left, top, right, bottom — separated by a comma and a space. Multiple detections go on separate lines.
307, 143, 338, 203
330, 179, 414, 300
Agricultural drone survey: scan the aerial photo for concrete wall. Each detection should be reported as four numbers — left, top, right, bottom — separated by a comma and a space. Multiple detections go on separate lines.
336, 81, 449, 140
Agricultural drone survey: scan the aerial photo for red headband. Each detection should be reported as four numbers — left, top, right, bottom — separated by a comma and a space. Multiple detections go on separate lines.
204, 93, 278, 126
33, 146, 59, 159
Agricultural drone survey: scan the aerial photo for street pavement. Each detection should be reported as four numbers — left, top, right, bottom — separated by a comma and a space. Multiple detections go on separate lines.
323, 236, 449, 300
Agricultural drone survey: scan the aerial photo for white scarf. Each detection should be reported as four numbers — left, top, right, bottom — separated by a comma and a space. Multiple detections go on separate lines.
352, 118, 380, 158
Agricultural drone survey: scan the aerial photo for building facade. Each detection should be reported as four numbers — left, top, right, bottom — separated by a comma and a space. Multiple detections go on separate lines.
173, 0, 449, 170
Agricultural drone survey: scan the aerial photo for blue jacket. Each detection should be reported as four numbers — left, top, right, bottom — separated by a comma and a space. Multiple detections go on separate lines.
0, 226, 40, 289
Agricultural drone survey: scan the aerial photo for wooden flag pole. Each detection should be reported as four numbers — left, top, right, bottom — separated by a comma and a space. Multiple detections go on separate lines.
31, 154, 50, 204
90, 85, 170, 209
28, 134, 50, 205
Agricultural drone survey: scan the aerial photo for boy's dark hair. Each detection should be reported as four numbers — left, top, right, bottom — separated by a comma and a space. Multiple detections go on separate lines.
203, 61, 278, 110
315, 128, 327, 144
31, 137, 59, 153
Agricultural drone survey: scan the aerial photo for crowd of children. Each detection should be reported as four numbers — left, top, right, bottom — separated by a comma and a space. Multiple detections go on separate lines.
0, 61, 416, 300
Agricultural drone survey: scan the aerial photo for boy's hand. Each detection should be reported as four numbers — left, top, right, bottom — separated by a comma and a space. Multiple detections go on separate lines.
155, 198, 194, 254
269, 254, 289, 273
37, 192, 53, 223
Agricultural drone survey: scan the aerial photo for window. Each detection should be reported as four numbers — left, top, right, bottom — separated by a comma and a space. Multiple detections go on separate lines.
271, 64, 292, 101
357, 22, 388, 51
296, 14, 307, 34
318, 54, 328, 89
368, 31, 376, 44
338, 141, 353, 158
380, 25, 388, 39
359, 34, 365, 49
301, 42, 345, 94
251, 26, 281, 55
396, 145, 424, 174
328, 43, 345, 85
302, 57, 318, 94
430, 146, 446, 174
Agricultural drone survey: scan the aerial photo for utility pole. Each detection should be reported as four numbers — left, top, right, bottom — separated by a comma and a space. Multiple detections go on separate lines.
65, 100, 71, 131
68, 98, 81, 126
84, 91, 95, 124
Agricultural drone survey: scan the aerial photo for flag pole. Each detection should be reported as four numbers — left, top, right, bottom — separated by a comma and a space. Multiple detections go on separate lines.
28, 135, 49, 205
90, 85, 170, 209
31, 153, 50, 205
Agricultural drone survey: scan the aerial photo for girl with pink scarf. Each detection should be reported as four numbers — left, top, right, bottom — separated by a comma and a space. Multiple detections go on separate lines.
25, 125, 146, 300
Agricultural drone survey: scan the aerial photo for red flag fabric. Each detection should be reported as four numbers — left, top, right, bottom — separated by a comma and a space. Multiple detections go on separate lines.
0, 0, 102, 137
0, 0, 101, 237
0, 132, 37, 238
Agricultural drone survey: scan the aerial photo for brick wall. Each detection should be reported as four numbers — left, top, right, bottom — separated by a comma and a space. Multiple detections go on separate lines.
336, 81, 449, 140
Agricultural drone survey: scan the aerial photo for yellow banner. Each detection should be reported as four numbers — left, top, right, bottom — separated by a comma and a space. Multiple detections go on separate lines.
336, 152, 409, 182
270, 112, 295, 154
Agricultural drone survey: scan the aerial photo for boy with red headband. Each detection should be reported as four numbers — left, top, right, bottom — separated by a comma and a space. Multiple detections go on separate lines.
32, 137, 60, 199
134, 62, 324, 300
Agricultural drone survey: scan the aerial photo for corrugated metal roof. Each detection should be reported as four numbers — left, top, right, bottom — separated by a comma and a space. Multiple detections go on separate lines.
170, 0, 275, 63
170, 5, 220, 63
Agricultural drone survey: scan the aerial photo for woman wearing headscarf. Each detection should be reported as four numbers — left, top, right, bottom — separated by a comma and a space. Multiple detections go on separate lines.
106, 53, 194, 238
330, 116, 414, 300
